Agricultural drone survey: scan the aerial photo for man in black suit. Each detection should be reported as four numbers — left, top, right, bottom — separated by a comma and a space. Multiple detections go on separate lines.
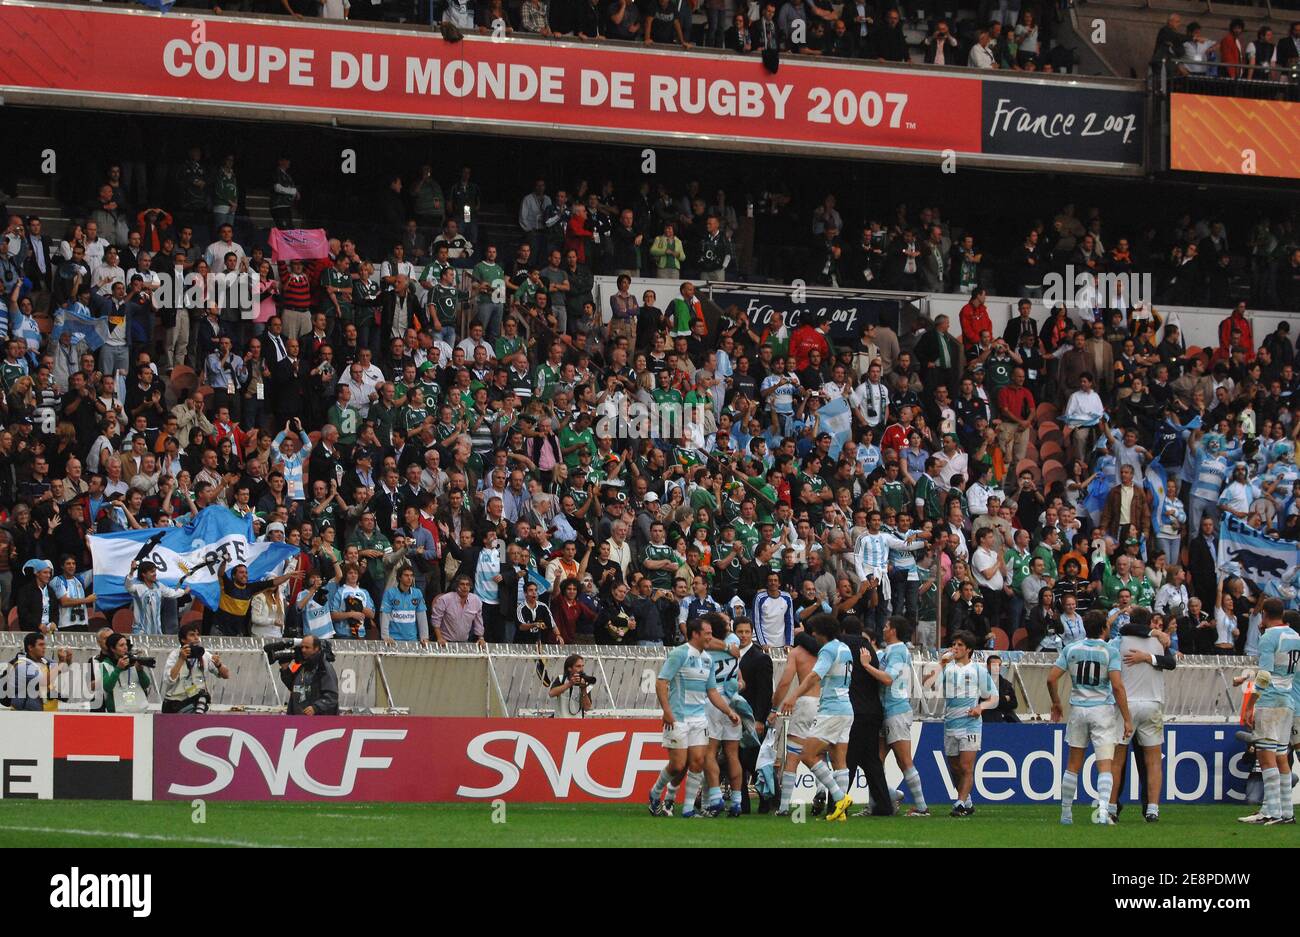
380, 275, 426, 345
21, 216, 55, 308
1187, 515, 1218, 615
840, 614, 894, 815
913, 314, 963, 398
735, 617, 773, 813
193, 305, 228, 365
271, 337, 307, 424
1277, 21, 1300, 69
261, 315, 290, 368
871, 6, 908, 61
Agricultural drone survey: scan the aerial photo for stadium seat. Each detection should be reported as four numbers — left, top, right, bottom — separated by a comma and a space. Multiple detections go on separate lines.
1036, 420, 1059, 440
1040, 441, 1065, 463
1042, 459, 1067, 487
1034, 403, 1059, 423
6, 606, 16, 631
308, 431, 321, 447
180, 606, 204, 627
169, 365, 198, 400
1023, 442, 1039, 464
111, 607, 134, 634
991, 627, 1010, 651
1011, 627, 1030, 651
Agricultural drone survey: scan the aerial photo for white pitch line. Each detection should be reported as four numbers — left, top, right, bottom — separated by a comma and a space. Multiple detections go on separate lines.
0, 824, 285, 848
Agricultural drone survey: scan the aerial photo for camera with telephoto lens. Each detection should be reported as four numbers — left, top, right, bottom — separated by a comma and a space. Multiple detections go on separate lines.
125, 641, 156, 669
572, 672, 596, 687
263, 637, 335, 665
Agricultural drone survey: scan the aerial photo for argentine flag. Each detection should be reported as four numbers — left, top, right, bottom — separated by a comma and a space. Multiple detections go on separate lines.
51, 304, 110, 351
1217, 516, 1300, 589
89, 506, 298, 612
818, 395, 853, 459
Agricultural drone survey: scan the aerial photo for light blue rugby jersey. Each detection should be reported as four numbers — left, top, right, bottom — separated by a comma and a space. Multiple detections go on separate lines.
659, 643, 716, 720
1256, 625, 1300, 711
710, 632, 741, 697
1055, 638, 1121, 708
942, 661, 994, 733
879, 641, 913, 719
814, 639, 854, 716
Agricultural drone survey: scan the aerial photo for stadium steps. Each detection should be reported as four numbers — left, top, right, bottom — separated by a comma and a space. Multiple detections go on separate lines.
1068, 0, 1280, 79
8, 179, 72, 239
244, 190, 275, 231
476, 207, 521, 254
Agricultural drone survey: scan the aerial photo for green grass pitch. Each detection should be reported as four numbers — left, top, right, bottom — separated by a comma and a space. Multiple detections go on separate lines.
0, 801, 1292, 847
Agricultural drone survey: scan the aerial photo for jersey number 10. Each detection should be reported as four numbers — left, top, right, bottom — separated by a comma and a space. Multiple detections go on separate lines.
1074, 660, 1102, 688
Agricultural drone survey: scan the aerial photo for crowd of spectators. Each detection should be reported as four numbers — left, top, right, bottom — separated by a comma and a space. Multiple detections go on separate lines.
1153, 14, 1300, 84
0, 145, 1295, 697
160, 0, 1072, 71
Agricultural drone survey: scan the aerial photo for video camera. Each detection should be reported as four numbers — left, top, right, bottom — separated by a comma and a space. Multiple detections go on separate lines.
263, 638, 336, 665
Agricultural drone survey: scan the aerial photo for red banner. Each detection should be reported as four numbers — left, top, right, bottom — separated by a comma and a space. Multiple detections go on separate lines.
153, 715, 669, 802
0, 1, 980, 157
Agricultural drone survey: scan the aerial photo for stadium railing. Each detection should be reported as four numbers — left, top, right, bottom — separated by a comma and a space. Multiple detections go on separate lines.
0, 633, 1254, 721
1152, 60, 1300, 102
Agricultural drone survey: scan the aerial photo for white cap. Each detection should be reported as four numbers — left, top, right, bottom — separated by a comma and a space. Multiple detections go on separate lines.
265, 521, 286, 535
644, 491, 659, 503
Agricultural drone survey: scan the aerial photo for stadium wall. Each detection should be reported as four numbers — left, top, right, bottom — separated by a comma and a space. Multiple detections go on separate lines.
0, 712, 1271, 805
0, 634, 1251, 720
592, 276, 1292, 350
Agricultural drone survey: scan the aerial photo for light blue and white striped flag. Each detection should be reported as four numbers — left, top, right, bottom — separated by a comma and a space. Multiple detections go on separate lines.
818, 395, 853, 459
89, 506, 299, 612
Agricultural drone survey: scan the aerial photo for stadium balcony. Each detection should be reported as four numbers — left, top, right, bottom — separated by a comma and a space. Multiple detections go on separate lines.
108, 0, 1098, 75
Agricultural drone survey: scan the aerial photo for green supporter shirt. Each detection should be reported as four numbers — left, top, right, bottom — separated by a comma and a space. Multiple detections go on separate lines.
472, 261, 505, 306
494, 335, 524, 361
350, 528, 391, 585
643, 543, 679, 589
690, 486, 718, 512
1098, 573, 1139, 611
1005, 548, 1033, 590
369, 401, 399, 448
879, 479, 908, 514
746, 477, 778, 523
321, 268, 354, 320
327, 403, 361, 445
559, 426, 596, 469
429, 283, 458, 326
1031, 544, 1059, 580
731, 520, 759, 559
650, 387, 683, 437
986, 353, 1014, 390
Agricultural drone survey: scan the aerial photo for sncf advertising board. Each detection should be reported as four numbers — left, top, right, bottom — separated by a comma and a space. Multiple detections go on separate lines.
143, 715, 1255, 805
0, 1, 1143, 173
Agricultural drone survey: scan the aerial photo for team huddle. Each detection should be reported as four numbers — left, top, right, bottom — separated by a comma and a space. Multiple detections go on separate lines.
646, 601, 1300, 823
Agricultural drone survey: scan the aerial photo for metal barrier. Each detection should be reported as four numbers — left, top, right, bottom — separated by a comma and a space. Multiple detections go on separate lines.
0, 635, 1253, 720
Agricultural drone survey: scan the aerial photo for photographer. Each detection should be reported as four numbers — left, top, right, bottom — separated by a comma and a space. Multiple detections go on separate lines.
2, 632, 72, 711
280, 634, 339, 716
549, 653, 594, 717
162, 623, 229, 713
97, 633, 153, 713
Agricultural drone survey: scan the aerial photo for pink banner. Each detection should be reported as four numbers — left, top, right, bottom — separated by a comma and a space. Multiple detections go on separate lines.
269, 228, 329, 261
